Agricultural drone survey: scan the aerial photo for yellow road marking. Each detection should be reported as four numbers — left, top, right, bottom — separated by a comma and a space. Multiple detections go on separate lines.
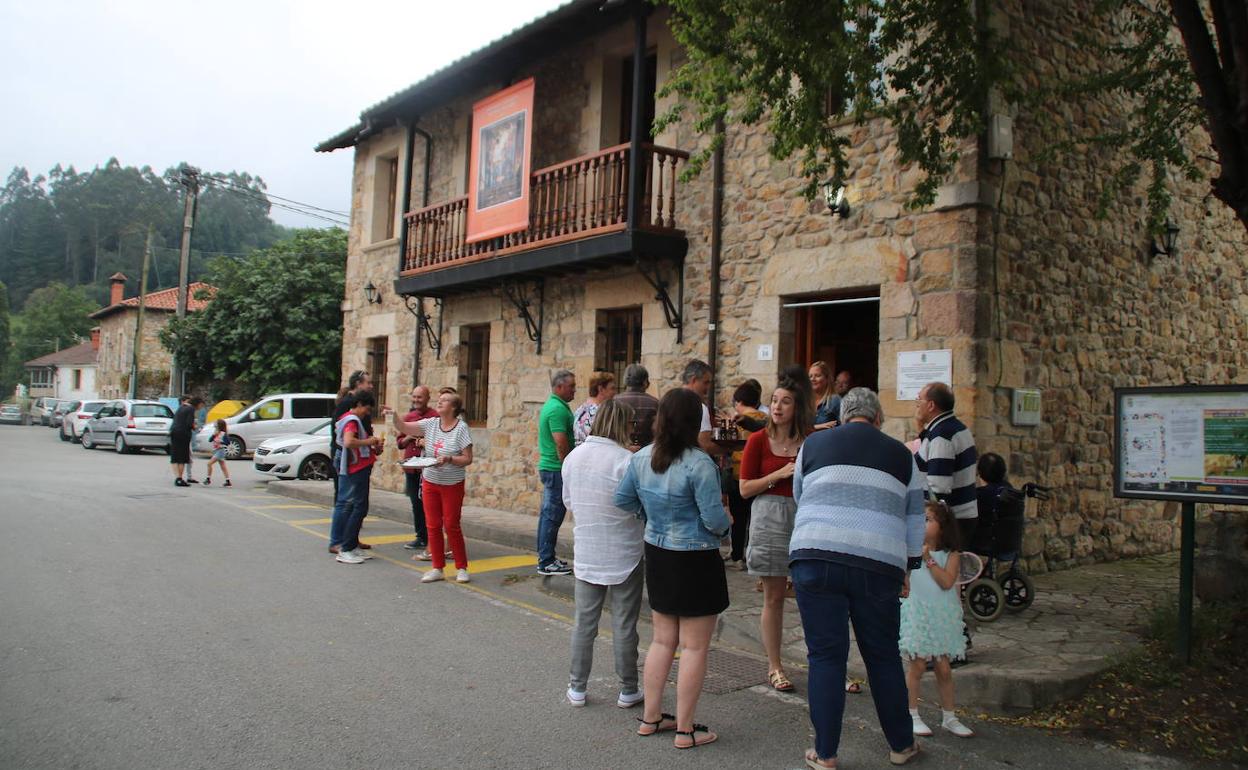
358, 533, 425, 545
463, 554, 537, 573
251, 503, 323, 510
287, 518, 334, 525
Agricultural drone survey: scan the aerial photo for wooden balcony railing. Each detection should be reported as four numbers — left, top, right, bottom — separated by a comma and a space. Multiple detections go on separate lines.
402, 143, 688, 275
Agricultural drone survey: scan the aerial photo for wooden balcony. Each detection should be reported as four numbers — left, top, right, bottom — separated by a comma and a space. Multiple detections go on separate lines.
396, 143, 690, 297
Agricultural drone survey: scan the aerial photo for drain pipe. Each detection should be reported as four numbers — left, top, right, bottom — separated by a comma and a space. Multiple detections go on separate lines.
405, 122, 434, 386
707, 119, 725, 392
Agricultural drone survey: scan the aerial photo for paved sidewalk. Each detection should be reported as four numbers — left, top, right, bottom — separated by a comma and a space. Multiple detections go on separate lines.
268, 479, 1179, 715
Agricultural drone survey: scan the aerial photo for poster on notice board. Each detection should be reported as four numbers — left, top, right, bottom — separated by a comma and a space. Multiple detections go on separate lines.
466, 78, 535, 244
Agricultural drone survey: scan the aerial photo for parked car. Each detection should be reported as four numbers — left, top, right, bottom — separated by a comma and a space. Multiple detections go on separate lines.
253, 420, 334, 480
49, 400, 78, 428
194, 392, 337, 460
81, 400, 175, 454
31, 396, 58, 426
0, 404, 23, 425
61, 400, 108, 442
206, 399, 249, 423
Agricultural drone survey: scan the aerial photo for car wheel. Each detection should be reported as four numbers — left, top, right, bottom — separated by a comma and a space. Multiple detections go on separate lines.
82, 430, 96, 450
60, 426, 70, 442
298, 454, 333, 481
115, 434, 128, 454
226, 436, 245, 460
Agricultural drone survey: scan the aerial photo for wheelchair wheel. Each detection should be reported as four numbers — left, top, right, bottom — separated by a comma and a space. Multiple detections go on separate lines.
1000, 569, 1036, 612
965, 578, 1006, 622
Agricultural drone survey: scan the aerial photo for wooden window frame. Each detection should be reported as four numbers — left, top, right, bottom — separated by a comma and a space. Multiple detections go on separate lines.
458, 325, 490, 427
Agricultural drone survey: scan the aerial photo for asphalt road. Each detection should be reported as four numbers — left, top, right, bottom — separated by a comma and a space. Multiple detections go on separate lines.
0, 424, 1191, 769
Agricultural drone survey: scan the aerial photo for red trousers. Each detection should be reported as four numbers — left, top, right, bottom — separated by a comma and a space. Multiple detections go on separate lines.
422, 479, 467, 569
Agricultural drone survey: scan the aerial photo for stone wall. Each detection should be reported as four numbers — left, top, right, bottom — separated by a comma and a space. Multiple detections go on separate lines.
95, 310, 176, 400
981, 0, 1248, 571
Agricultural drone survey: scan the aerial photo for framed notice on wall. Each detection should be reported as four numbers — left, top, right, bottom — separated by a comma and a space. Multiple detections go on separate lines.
466, 78, 535, 244
896, 349, 952, 401
1115, 385, 1248, 506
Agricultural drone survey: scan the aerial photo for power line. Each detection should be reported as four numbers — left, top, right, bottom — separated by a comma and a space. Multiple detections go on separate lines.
202, 174, 351, 218
199, 179, 350, 226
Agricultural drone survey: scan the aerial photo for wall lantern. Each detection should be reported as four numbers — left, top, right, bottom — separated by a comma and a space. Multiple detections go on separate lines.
822, 181, 850, 218
1150, 219, 1180, 258
364, 282, 383, 305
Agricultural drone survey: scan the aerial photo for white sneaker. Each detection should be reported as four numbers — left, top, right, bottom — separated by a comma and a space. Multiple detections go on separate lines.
336, 549, 365, 564
355, 548, 374, 560
566, 687, 586, 707
616, 690, 644, 709
911, 713, 933, 737
421, 568, 444, 583
942, 716, 974, 738
456, 569, 471, 583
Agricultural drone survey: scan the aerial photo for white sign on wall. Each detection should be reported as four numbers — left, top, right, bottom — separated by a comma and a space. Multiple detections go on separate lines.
896, 349, 953, 401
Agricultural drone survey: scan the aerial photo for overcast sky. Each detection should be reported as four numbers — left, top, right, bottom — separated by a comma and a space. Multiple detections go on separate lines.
0, 0, 561, 229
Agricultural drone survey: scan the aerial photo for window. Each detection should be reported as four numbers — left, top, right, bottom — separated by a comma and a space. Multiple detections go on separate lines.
292, 398, 334, 420
385, 157, 399, 240
73, 369, 83, 389
132, 404, 174, 419
371, 154, 401, 243
30, 368, 53, 388
619, 52, 658, 144
596, 307, 643, 386
367, 337, 389, 407
458, 325, 490, 425
255, 400, 284, 421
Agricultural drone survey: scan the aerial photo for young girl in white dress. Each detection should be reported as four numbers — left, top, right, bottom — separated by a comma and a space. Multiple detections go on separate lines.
899, 500, 974, 738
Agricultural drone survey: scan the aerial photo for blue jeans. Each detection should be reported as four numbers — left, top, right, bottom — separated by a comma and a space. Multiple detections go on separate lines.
330, 466, 372, 550
536, 470, 566, 567
791, 559, 913, 761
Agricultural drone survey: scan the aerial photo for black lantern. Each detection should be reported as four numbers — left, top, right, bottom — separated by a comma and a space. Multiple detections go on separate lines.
1151, 219, 1180, 258
822, 181, 850, 218
364, 282, 382, 305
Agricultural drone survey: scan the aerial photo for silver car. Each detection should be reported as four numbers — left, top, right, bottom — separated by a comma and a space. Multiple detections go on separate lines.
81, 400, 175, 454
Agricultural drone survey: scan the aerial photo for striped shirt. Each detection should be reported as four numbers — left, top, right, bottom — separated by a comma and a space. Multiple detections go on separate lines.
417, 417, 473, 486
789, 422, 926, 580
915, 412, 978, 520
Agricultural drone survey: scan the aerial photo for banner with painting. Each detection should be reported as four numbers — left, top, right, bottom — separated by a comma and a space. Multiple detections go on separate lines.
466, 78, 535, 244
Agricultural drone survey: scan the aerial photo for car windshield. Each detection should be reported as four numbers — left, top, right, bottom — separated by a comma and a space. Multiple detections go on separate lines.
309, 420, 332, 436
82, 402, 105, 412
132, 404, 174, 419
1, 405, 18, 412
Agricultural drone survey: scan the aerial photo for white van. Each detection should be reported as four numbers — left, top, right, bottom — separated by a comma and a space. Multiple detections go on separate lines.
194, 392, 337, 459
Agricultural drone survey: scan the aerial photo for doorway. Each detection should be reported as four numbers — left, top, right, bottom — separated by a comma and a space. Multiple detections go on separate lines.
791, 292, 880, 391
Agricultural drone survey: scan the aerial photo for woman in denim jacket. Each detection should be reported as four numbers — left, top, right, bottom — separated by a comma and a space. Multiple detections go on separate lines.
614, 388, 731, 749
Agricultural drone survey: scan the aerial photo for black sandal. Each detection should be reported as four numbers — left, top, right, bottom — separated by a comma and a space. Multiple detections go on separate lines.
636, 713, 677, 736
674, 723, 718, 749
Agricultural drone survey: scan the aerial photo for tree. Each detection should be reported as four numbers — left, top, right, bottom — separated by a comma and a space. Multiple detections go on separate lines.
0, 282, 11, 395
160, 228, 347, 398
5, 283, 99, 385
658, 0, 1248, 233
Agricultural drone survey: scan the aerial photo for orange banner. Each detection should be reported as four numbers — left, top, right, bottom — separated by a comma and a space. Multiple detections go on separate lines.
466, 78, 535, 244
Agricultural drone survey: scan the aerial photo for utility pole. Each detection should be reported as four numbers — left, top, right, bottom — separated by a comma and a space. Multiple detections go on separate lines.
129, 226, 153, 400
169, 165, 199, 396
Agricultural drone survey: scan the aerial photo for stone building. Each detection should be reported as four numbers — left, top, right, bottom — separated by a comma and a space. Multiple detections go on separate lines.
91, 273, 214, 399
317, 0, 1247, 572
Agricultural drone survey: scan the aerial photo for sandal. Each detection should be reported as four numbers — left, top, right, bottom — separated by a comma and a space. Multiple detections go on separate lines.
805, 748, 838, 768
637, 713, 677, 736
769, 669, 795, 692
674, 724, 718, 749
845, 679, 862, 694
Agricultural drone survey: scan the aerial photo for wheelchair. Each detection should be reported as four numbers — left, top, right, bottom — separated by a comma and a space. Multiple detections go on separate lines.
963, 482, 1050, 622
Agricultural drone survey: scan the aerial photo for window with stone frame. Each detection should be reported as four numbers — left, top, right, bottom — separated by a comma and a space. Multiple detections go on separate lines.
366, 337, 388, 408
458, 325, 490, 426
595, 307, 643, 386
371, 154, 401, 243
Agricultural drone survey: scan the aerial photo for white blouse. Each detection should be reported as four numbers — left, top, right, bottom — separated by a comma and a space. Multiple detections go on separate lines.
561, 436, 644, 585
417, 417, 472, 486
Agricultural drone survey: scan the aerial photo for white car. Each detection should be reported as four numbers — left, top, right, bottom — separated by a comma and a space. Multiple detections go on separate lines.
61, 400, 107, 442
195, 392, 337, 459
252, 420, 334, 480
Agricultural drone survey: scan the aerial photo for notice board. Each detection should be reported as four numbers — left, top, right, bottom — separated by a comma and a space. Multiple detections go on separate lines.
1115, 385, 1248, 506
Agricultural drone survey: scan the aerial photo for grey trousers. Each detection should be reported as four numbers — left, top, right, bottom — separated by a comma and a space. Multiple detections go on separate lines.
569, 561, 644, 693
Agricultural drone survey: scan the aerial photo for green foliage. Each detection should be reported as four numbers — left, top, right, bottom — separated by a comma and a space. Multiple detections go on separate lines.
11, 283, 99, 364
656, 0, 1013, 205
0, 282, 10, 396
0, 160, 285, 310
160, 229, 347, 398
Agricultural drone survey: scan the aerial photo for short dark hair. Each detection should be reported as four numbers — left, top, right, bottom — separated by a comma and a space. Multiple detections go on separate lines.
978, 452, 1007, 484
732, 380, 762, 408
924, 382, 955, 412
681, 359, 712, 385
188, 396, 204, 407
353, 391, 376, 409
348, 370, 369, 390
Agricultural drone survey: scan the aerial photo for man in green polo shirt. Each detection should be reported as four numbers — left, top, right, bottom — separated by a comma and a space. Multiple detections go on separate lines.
537, 368, 576, 575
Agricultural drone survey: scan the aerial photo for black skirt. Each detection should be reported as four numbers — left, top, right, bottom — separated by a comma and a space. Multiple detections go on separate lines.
169, 432, 191, 464
644, 542, 729, 617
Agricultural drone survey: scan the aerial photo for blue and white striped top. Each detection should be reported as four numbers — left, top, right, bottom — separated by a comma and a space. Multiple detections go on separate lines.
915, 412, 978, 520
789, 422, 926, 580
